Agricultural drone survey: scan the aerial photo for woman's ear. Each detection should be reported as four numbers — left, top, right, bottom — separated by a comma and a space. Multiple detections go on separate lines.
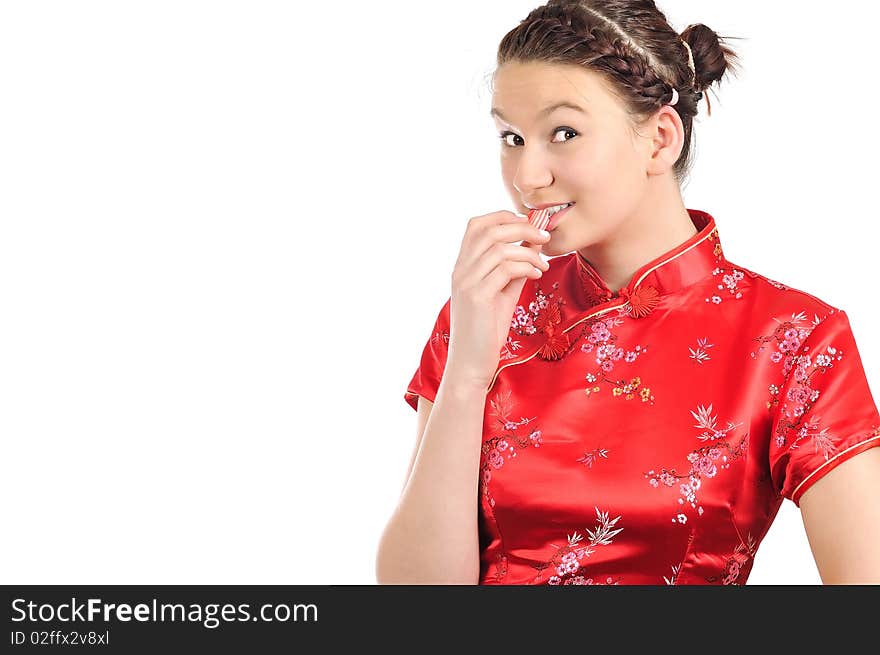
645, 106, 685, 176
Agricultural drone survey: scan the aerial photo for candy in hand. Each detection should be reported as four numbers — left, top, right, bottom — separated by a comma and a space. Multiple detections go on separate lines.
528, 207, 551, 231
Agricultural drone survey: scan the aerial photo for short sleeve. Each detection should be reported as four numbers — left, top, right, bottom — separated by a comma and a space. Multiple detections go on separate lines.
768, 308, 880, 507
403, 296, 451, 412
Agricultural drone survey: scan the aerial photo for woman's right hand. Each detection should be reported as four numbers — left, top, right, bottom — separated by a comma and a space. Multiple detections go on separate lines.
445, 210, 552, 390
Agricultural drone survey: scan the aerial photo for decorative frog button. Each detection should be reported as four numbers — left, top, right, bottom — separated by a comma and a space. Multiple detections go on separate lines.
618, 284, 660, 319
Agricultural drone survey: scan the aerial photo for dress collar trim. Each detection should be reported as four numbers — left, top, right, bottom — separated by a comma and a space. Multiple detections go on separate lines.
572, 208, 723, 311
490, 208, 726, 388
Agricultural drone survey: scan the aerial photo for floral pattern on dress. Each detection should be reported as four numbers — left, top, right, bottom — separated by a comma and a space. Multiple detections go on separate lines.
644, 403, 748, 524
663, 563, 682, 585
504, 281, 573, 361
750, 311, 824, 413
707, 226, 723, 260
705, 267, 746, 304
750, 310, 821, 362
490, 552, 509, 582
530, 507, 624, 585
481, 387, 549, 583
689, 337, 715, 365
704, 531, 757, 585
431, 327, 449, 348
771, 335, 847, 453
499, 333, 525, 362
480, 389, 544, 510
577, 447, 609, 469
580, 310, 655, 404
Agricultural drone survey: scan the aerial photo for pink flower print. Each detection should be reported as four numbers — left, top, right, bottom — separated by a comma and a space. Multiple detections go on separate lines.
612, 347, 624, 360
770, 351, 783, 363
676, 513, 688, 524
696, 455, 717, 477
788, 387, 810, 406
711, 296, 722, 304
481, 468, 492, 485
625, 351, 637, 363
528, 429, 543, 446
648, 409, 748, 524
548, 576, 561, 585
591, 323, 610, 340
722, 560, 742, 585
559, 552, 579, 575
784, 328, 799, 340
497, 439, 509, 451
601, 360, 614, 372
488, 449, 504, 469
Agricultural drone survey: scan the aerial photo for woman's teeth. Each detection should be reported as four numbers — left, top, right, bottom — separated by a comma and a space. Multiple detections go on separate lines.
548, 202, 573, 216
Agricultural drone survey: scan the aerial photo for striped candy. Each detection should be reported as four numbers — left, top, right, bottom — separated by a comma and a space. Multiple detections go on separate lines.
527, 207, 551, 231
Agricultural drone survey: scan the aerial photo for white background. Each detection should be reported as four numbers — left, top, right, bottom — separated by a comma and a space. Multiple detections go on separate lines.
1, 1, 876, 584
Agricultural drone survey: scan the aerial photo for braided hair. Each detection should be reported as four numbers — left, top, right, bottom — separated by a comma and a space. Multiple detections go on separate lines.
494, 0, 742, 183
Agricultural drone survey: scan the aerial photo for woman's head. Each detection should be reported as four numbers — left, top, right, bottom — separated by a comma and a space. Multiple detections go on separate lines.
490, 0, 741, 257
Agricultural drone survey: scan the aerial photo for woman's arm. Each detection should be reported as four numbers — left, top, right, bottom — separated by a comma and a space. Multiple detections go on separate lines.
375, 375, 488, 584
799, 447, 880, 583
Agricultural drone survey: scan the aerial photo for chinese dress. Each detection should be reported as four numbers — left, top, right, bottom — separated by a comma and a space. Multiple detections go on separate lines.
403, 208, 880, 585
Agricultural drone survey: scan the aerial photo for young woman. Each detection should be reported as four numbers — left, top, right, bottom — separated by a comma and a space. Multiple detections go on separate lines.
377, 0, 880, 585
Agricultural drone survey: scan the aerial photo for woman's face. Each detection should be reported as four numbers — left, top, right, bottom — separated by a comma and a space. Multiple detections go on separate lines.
491, 61, 655, 256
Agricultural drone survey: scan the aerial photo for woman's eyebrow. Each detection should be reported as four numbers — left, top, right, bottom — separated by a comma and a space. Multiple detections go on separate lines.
489, 101, 589, 123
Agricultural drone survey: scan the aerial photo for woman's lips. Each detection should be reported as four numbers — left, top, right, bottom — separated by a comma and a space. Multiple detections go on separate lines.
547, 203, 574, 230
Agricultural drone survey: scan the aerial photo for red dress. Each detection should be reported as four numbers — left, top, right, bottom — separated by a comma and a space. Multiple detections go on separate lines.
404, 208, 880, 585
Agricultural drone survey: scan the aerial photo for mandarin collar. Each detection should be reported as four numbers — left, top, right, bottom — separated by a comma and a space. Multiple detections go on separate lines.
490, 209, 726, 387
570, 208, 723, 311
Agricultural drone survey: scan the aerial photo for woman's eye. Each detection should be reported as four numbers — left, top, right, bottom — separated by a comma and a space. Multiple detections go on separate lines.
498, 127, 578, 148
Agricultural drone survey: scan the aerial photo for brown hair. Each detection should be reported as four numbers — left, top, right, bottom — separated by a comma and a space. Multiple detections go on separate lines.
493, 0, 743, 183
